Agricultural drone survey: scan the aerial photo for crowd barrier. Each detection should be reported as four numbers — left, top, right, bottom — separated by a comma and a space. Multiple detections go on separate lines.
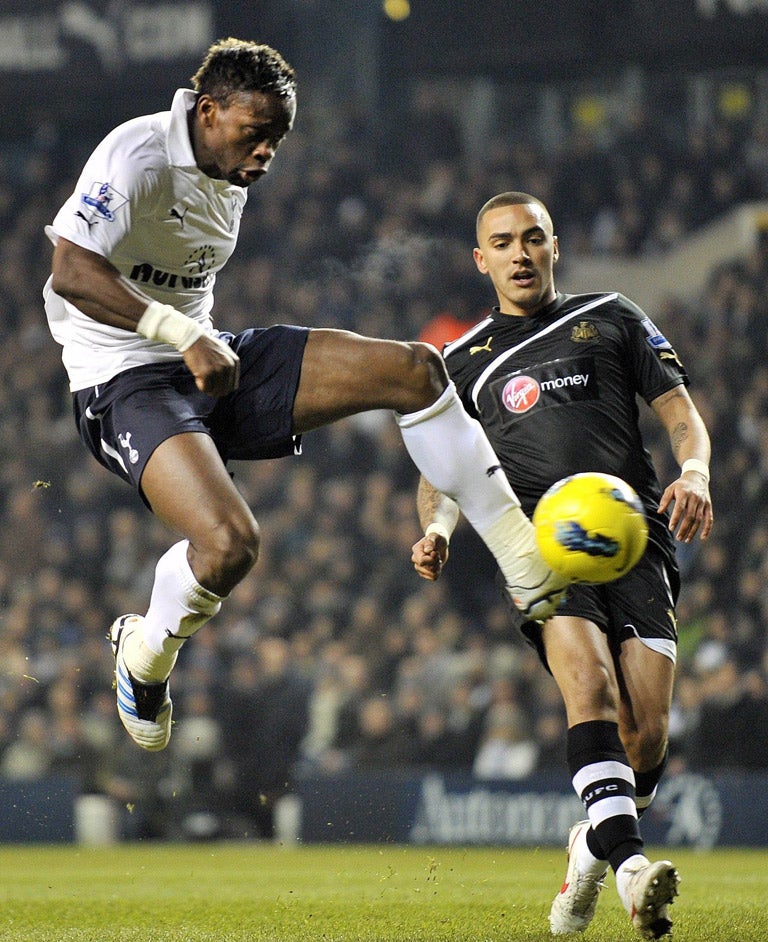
2, 768, 766, 847
292, 769, 747, 848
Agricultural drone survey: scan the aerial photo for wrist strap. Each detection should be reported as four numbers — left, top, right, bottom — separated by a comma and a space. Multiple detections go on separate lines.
681, 458, 710, 481
425, 522, 452, 545
136, 301, 206, 352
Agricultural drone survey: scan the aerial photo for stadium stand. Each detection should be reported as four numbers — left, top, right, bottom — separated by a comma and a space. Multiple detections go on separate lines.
1, 70, 767, 839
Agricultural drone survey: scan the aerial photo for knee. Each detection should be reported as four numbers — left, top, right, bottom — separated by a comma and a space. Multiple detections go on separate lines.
561, 662, 619, 722
589, 665, 620, 716
217, 516, 260, 578
194, 515, 260, 595
402, 341, 449, 408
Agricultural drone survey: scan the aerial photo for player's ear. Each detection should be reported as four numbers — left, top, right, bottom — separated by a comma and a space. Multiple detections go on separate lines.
552, 235, 559, 263
473, 247, 488, 274
196, 94, 218, 127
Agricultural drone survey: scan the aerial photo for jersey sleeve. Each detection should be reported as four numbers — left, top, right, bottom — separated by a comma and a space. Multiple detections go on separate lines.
46, 121, 159, 259
617, 294, 689, 403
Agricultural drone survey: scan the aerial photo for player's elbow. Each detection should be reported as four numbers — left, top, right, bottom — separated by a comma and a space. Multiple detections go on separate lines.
51, 238, 108, 304
51, 241, 83, 301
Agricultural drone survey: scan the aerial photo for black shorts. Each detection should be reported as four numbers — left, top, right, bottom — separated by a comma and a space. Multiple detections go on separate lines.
73, 325, 309, 502
517, 545, 680, 668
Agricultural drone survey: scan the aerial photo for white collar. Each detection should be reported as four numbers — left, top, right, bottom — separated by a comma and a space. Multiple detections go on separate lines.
166, 88, 198, 170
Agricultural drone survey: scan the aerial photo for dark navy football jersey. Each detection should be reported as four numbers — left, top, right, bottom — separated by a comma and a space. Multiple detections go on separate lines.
443, 292, 688, 562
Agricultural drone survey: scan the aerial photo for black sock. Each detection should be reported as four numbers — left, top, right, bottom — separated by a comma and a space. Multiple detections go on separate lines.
635, 747, 669, 818
567, 720, 644, 873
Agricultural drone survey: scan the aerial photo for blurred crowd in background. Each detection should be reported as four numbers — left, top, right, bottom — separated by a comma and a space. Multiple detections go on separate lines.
1, 68, 768, 841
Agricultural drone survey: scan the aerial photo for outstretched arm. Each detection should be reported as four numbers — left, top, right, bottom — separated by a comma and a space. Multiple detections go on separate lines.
651, 385, 714, 543
411, 475, 460, 580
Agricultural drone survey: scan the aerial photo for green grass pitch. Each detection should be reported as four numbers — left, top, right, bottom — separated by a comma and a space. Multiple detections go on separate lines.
0, 843, 765, 941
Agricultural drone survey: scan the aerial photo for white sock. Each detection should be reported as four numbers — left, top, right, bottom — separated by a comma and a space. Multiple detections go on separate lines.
635, 788, 657, 815
396, 383, 543, 575
124, 540, 224, 683
397, 382, 520, 532
616, 853, 651, 910
574, 825, 608, 874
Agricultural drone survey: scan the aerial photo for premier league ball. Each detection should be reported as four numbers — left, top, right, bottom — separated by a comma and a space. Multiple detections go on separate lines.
533, 472, 648, 584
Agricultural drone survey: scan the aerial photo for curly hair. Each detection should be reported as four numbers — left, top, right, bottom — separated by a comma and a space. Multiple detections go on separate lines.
191, 37, 296, 105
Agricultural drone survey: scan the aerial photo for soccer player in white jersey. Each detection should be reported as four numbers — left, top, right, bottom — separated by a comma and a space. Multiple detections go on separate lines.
43, 43, 567, 757
412, 192, 714, 939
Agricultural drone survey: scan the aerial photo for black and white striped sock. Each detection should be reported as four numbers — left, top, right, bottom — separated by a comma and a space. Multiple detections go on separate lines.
567, 719, 644, 874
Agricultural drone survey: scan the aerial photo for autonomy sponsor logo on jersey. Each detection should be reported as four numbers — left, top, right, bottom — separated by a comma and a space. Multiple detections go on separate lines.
129, 245, 217, 290
491, 356, 598, 420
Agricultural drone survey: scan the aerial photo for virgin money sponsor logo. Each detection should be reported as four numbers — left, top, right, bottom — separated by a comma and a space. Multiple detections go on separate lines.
495, 357, 596, 419
502, 375, 540, 413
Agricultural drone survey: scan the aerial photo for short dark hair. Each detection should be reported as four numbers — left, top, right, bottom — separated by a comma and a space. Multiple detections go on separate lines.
191, 37, 296, 105
476, 191, 551, 239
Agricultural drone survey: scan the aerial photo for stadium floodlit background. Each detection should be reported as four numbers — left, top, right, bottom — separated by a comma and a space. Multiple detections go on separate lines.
1, 0, 768, 848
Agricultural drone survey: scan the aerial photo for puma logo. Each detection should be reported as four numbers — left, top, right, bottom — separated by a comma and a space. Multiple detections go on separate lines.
470, 336, 493, 355
169, 203, 189, 228
75, 210, 98, 231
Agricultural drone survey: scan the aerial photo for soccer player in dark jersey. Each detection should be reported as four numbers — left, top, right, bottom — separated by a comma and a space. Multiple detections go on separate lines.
412, 192, 713, 940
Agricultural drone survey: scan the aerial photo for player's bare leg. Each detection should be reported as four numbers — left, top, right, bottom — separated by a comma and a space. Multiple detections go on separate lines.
545, 619, 615, 932
545, 620, 678, 937
111, 328, 565, 752
111, 432, 259, 750
615, 638, 675, 778
294, 329, 566, 619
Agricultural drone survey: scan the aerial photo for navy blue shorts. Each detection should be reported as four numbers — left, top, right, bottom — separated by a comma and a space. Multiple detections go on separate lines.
73, 325, 309, 501
516, 544, 681, 667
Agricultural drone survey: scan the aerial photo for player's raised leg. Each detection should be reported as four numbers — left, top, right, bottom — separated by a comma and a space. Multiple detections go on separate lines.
292, 329, 567, 620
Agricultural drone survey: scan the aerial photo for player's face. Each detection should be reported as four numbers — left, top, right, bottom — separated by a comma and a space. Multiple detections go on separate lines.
473, 202, 559, 316
194, 90, 296, 187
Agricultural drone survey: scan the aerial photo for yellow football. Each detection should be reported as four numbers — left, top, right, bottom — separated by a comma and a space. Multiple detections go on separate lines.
533, 472, 649, 584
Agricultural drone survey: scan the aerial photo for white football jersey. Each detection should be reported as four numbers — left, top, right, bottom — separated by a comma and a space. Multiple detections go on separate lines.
44, 88, 248, 390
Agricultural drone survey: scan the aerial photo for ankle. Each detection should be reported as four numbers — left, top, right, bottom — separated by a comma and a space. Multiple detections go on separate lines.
123, 633, 177, 684
616, 854, 650, 906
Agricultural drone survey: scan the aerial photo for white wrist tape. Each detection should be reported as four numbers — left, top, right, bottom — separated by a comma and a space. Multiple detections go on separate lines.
681, 458, 710, 481
136, 301, 206, 352
425, 522, 452, 545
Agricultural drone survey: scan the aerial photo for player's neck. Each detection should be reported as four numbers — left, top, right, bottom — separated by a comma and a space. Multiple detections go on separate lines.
498, 288, 558, 318
187, 108, 217, 179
